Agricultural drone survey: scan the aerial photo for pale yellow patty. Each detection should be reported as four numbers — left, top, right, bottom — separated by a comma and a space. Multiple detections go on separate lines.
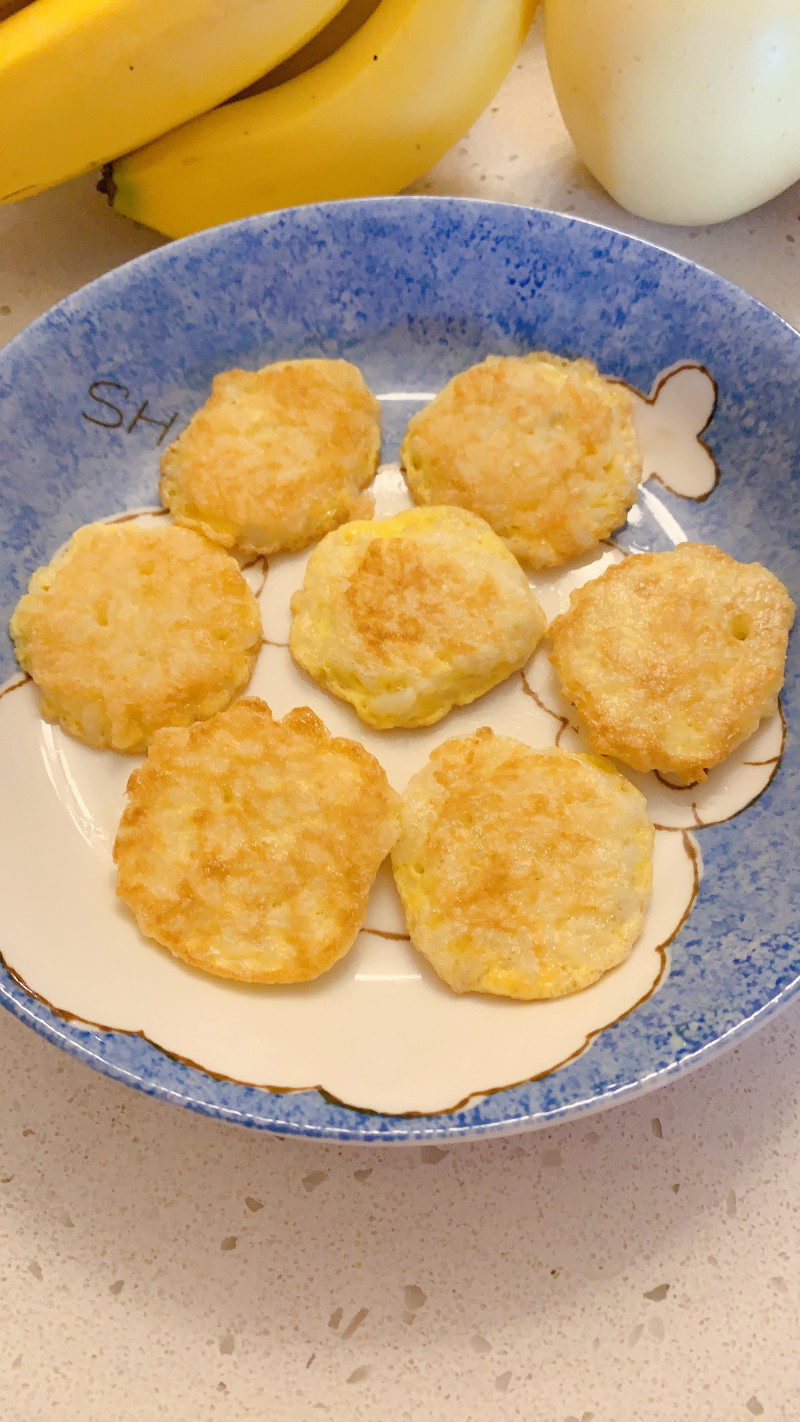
289, 505, 547, 730
114, 698, 400, 984
10, 520, 262, 753
401, 351, 642, 569
550, 543, 795, 783
159, 358, 381, 556
391, 728, 654, 1000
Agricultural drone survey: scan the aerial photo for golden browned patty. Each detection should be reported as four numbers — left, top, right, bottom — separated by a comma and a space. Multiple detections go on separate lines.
401, 351, 642, 569
391, 728, 654, 1000
10, 520, 262, 753
114, 698, 400, 983
549, 542, 795, 782
159, 358, 381, 556
289, 505, 547, 729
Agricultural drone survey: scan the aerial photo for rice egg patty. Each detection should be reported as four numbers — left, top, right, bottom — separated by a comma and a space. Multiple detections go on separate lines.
159, 358, 381, 557
288, 505, 547, 730
114, 698, 400, 984
391, 728, 654, 1000
10, 520, 262, 753
549, 542, 795, 783
400, 351, 642, 569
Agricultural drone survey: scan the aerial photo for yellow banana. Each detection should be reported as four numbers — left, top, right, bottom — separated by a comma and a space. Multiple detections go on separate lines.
0, 0, 351, 202
107, 0, 539, 239
0, 1, 30, 21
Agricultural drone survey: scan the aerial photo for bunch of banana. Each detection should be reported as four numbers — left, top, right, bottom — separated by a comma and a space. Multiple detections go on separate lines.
0, 0, 351, 202
0, 0, 537, 237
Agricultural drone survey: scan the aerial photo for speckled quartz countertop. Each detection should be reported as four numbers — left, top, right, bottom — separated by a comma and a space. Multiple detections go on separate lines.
1, 17, 799, 1421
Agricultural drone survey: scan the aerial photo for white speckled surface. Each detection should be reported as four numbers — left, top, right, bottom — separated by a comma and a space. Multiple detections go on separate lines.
1, 17, 799, 1419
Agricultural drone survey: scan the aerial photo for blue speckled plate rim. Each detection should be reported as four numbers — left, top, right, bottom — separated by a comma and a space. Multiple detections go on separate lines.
1, 195, 799, 1144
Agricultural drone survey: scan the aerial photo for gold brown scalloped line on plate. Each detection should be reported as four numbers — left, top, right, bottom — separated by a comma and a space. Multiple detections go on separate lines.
646, 701, 787, 830
519, 669, 572, 744
0, 673, 29, 701
107, 506, 169, 524
698, 701, 786, 829
654, 771, 703, 791
314, 833, 702, 1115
0, 867, 692, 1119
246, 555, 269, 599
0, 932, 674, 1118
616, 362, 721, 504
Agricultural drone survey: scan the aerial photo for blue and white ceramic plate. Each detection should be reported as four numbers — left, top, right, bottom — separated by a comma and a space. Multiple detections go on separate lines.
0, 198, 798, 1143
